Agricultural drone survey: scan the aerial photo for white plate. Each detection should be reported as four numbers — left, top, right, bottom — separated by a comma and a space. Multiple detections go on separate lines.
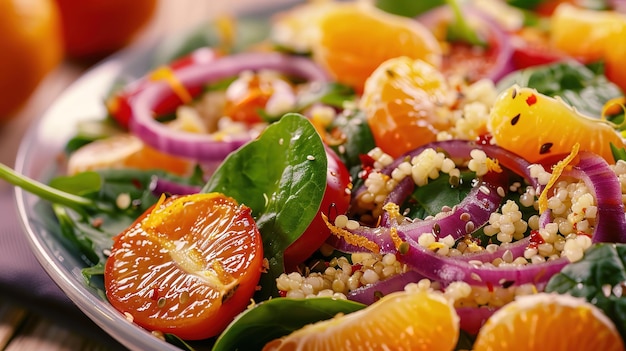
13, 2, 298, 350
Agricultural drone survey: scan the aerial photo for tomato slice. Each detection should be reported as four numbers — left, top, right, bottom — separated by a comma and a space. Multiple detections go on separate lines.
511, 27, 569, 69
282, 146, 351, 271
104, 193, 263, 340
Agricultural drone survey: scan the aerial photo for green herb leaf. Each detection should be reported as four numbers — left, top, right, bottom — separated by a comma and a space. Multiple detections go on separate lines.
445, 0, 487, 47
545, 243, 626, 340
375, 0, 445, 17
213, 297, 365, 351
49, 171, 103, 197
611, 142, 626, 162
203, 113, 327, 299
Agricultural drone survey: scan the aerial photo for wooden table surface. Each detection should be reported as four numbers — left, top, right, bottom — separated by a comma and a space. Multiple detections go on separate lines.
0, 1, 294, 349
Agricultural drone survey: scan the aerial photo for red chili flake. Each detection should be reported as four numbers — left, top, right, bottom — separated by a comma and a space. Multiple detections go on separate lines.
486, 281, 494, 292
476, 133, 493, 145
131, 178, 143, 189
529, 229, 545, 249
149, 287, 160, 301
351, 264, 363, 274
278, 290, 287, 297
358, 154, 377, 179
526, 94, 537, 106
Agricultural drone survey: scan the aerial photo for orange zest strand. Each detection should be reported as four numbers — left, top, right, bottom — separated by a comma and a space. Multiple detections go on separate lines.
538, 143, 580, 213
381, 202, 405, 251
389, 227, 404, 251
486, 158, 503, 173
602, 96, 626, 118
601, 96, 626, 137
214, 15, 236, 52
321, 213, 380, 253
149, 66, 193, 104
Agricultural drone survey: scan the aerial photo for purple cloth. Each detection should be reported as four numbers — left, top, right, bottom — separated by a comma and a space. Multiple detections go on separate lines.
0, 187, 127, 349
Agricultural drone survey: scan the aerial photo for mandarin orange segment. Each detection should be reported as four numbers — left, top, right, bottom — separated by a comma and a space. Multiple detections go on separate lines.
262, 283, 459, 351
360, 56, 454, 158
550, 3, 626, 62
67, 134, 193, 176
473, 293, 624, 351
312, 2, 441, 94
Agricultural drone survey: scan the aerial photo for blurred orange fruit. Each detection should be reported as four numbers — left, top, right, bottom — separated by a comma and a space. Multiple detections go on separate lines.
360, 56, 453, 158
473, 293, 624, 351
312, 2, 441, 94
67, 134, 192, 176
550, 3, 626, 62
262, 284, 459, 351
0, 0, 63, 119
54, 0, 157, 60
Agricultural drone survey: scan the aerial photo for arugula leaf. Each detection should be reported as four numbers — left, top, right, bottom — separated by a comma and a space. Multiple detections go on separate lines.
202, 113, 327, 299
496, 60, 624, 118
545, 243, 626, 340
213, 297, 365, 351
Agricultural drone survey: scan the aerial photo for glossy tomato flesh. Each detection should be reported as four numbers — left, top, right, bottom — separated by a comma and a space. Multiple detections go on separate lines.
104, 193, 263, 340
282, 146, 351, 272
511, 28, 569, 69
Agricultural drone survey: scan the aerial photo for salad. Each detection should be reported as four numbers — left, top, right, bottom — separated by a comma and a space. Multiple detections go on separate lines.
3, 0, 626, 350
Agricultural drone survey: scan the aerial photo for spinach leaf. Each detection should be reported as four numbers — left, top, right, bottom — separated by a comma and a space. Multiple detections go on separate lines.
496, 60, 624, 118
403, 172, 475, 220
328, 109, 376, 182
203, 113, 327, 299
213, 297, 365, 351
545, 243, 626, 340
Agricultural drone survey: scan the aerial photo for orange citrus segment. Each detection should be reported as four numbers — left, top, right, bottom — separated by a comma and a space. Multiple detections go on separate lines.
550, 3, 626, 62
487, 85, 625, 164
262, 283, 459, 351
360, 56, 453, 158
473, 293, 624, 351
312, 2, 442, 94
67, 134, 192, 176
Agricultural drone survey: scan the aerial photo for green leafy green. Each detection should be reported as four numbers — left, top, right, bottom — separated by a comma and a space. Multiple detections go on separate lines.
0, 163, 203, 267
375, 0, 445, 17
545, 243, 626, 340
328, 109, 376, 182
497, 61, 624, 118
213, 297, 365, 351
612, 143, 626, 163
403, 172, 475, 219
203, 113, 327, 299
445, 0, 487, 47
151, 15, 272, 67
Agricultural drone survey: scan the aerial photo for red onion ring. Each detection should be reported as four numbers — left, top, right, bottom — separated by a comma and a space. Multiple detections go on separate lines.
563, 152, 626, 243
128, 52, 330, 162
